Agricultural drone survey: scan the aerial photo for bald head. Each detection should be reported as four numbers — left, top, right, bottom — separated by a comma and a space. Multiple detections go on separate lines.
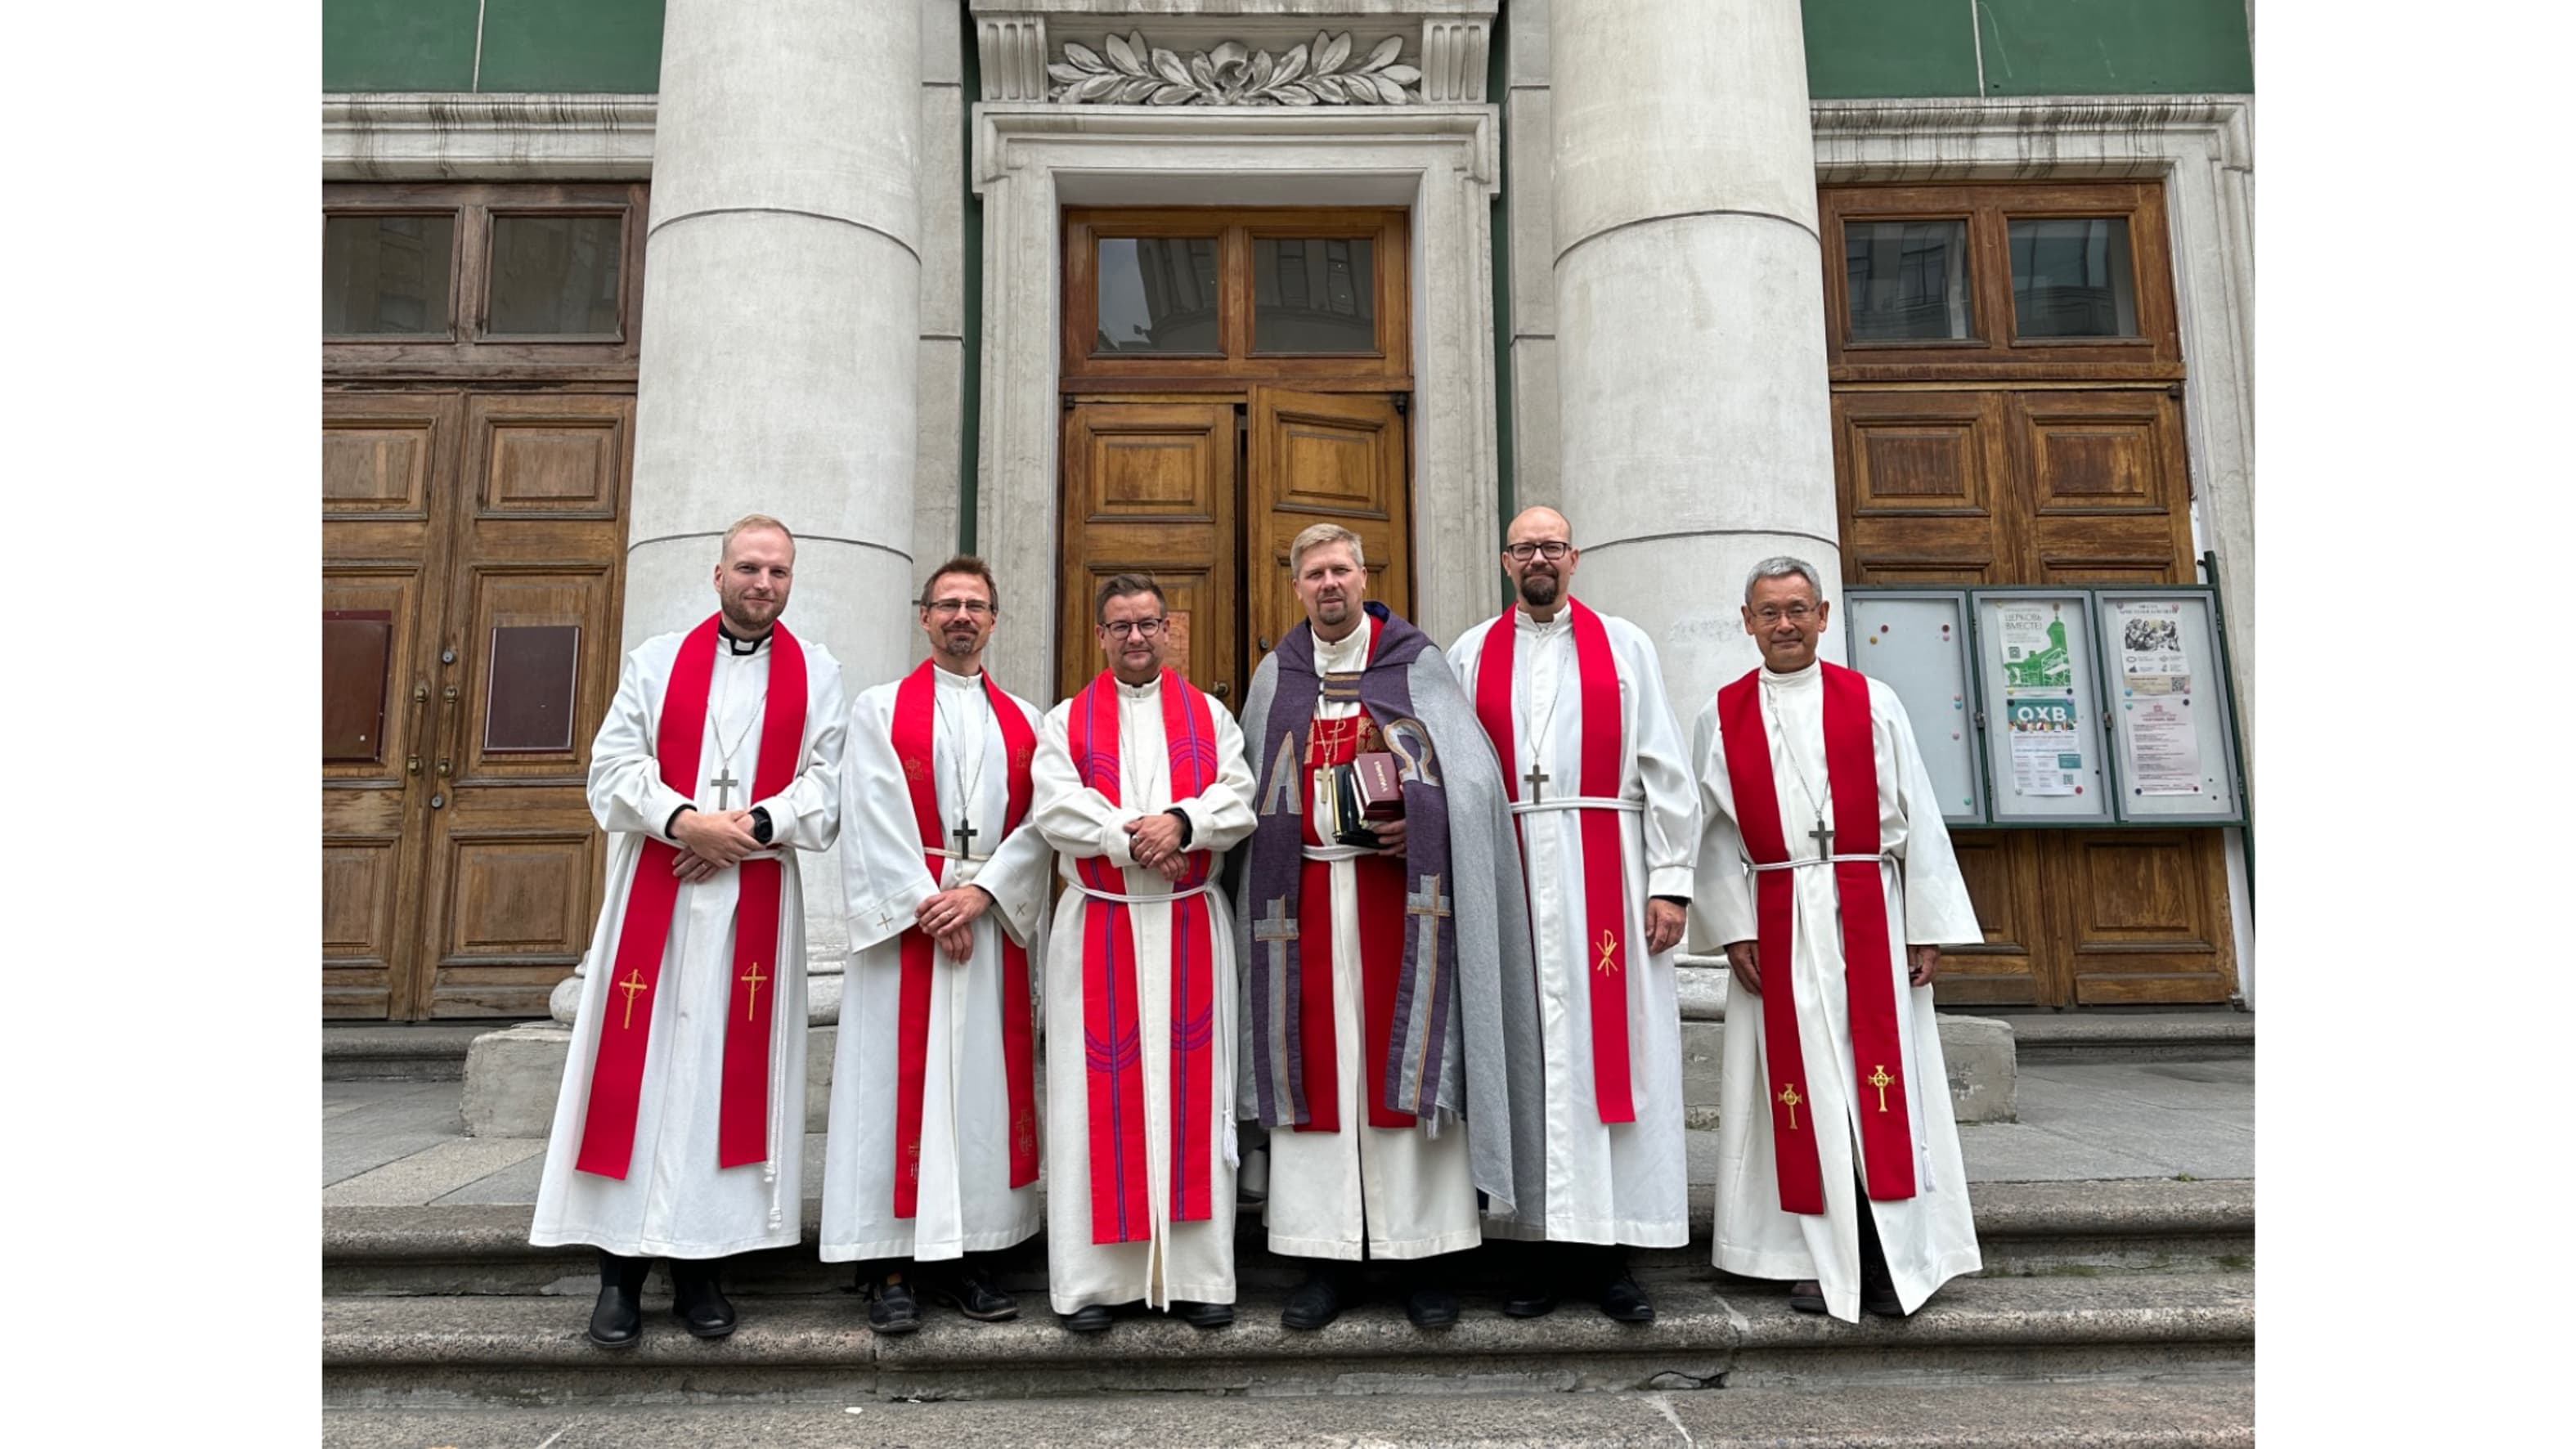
1501, 506, 1579, 617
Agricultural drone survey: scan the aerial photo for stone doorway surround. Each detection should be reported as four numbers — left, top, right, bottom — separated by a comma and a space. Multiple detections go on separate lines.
967, 1, 1505, 694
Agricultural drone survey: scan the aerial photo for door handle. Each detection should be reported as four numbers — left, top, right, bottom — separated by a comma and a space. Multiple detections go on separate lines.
1256, 635, 1272, 653
433, 682, 460, 782
1212, 681, 1231, 698
404, 682, 429, 777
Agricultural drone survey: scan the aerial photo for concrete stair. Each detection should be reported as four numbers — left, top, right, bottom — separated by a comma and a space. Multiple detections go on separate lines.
324, 1380, 2256, 1447
324, 1024, 496, 1082
2002, 1012, 2252, 1065
322, 1179, 2251, 1422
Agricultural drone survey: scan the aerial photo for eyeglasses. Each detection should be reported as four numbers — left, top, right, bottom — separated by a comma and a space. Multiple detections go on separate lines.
923, 598, 994, 617
1504, 541, 1573, 562
1750, 603, 1819, 625
1100, 617, 1167, 639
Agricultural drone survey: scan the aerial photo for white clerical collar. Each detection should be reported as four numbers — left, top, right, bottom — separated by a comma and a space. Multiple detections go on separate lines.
1515, 606, 1569, 635
932, 663, 983, 691
718, 625, 770, 657
1314, 621, 1371, 672
1759, 659, 1823, 689
1115, 673, 1161, 699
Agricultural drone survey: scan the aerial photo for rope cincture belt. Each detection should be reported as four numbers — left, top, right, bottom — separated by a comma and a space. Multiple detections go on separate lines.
1508, 796, 1644, 816
1299, 843, 1376, 864
1748, 851, 1896, 873
1066, 878, 1214, 906
924, 846, 993, 864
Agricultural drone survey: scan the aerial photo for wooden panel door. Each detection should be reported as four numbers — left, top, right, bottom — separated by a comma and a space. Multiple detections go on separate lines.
1057, 401, 1240, 706
408, 394, 635, 1017
1834, 390, 2015, 586
322, 393, 464, 1018
2012, 390, 2196, 585
1245, 386, 1411, 678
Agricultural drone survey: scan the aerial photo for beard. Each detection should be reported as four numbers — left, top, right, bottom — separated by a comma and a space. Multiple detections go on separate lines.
720, 593, 779, 635
937, 626, 979, 657
1518, 570, 1560, 608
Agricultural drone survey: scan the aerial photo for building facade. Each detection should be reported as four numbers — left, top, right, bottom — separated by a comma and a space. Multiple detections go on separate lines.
321, 0, 2255, 1024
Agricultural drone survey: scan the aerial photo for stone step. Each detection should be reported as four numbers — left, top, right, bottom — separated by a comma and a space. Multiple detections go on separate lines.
325, 1024, 497, 1082
1992, 1012, 2251, 1064
323, 1178, 2250, 1297
323, 1378, 2255, 1447
321, 1270, 2252, 1407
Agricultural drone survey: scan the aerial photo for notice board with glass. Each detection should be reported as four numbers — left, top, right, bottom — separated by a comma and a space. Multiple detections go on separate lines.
1847, 585, 2247, 829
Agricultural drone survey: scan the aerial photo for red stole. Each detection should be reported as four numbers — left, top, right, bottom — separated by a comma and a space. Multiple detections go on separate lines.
886, 662, 1040, 1218
1295, 707, 1413, 1133
1064, 669, 1221, 1245
1473, 600, 1636, 1123
575, 617, 809, 1178
1715, 662, 1917, 1213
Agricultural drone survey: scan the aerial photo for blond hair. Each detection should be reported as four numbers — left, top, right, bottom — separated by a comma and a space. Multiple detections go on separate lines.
1287, 522, 1366, 576
720, 514, 796, 560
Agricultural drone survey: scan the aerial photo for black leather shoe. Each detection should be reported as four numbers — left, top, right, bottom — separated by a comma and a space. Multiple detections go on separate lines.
1169, 1299, 1234, 1329
1280, 1271, 1343, 1331
1403, 1283, 1461, 1330
585, 1252, 650, 1349
1859, 1267, 1905, 1317
865, 1272, 922, 1335
669, 1260, 737, 1339
1788, 1280, 1827, 1314
1501, 1284, 1559, 1318
1599, 1273, 1654, 1323
922, 1265, 1018, 1323
1060, 1304, 1113, 1333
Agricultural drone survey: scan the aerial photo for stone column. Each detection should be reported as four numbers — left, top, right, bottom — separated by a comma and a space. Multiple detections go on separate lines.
1550, 0, 1837, 711
557, 0, 925, 1025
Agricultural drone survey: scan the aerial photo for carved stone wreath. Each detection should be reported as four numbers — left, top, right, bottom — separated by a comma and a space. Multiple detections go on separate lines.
1048, 31, 1422, 106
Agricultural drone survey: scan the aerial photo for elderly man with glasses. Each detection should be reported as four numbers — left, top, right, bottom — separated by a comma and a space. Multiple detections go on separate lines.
1026, 572, 1259, 1334
1688, 555, 1984, 1324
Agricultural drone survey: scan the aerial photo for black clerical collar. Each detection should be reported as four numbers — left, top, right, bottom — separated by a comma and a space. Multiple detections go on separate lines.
717, 623, 771, 655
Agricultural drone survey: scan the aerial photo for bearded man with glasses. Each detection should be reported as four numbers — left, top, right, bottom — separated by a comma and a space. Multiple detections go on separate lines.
822, 556, 1055, 1332
1027, 573, 1259, 1333
1688, 556, 1983, 1323
1447, 506, 1699, 1323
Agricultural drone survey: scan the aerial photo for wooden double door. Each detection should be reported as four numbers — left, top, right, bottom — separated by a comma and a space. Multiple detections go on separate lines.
322, 388, 634, 1019
1057, 387, 1411, 706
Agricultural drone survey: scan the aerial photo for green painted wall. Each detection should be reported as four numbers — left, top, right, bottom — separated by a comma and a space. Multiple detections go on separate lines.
1804, 0, 1982, 99
1804, 0, 2253, 98
323, 0, 478, 92
324, 0, 666, 93
326, 2, 2251, 101
1974, 0, 2252, 96
479, 1, 666, 93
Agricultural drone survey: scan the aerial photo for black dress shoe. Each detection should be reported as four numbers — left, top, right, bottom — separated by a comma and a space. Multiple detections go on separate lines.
669, 1260, 737, 1339
865, 1272, 922, 1335
1501, 1285, 1559, 1318
1169, 1299, 1234, 1329
1598, 1273, 1654, 1323
1788, 1280, 1827, 1314
585, 1251, 651, 1349
1860, 1268, 1905, 1317
1060, 1303, 1114, 1333
921, 1265, 1018, 1323
1403, 1283, 1461, 1329
1280, 1271, 1343, 1331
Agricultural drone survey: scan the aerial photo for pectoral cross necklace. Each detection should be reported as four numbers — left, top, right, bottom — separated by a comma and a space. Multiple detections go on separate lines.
1519, 622, 1571, 805
1763, 684, 1833, 861
937, 679, 991, 859
707, 668, 765, 810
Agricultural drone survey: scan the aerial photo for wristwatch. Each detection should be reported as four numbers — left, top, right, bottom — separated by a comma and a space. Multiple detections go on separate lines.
750, 806, 774, 846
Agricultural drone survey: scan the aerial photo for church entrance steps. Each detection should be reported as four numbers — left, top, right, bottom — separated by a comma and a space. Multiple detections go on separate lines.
321, 1270, 2251, 1408
325, 1024, 495, 1082
321, 1379, 2255, 1448
321, 1178, 2253, 1299
1999, 1012, 2254, 1065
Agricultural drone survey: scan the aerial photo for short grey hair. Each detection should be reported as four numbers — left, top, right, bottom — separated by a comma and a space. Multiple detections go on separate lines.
1743, 555, 1824, 603
1288, 522, 1367, 576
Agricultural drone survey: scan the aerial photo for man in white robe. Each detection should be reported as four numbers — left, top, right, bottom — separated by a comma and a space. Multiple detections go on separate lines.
1447, 507, 1698, 1321
823, 556, 1052, 1332
1030, 574, 1259, 1333
531, 515, 847, 1348
1689, 555, 1983, 1324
